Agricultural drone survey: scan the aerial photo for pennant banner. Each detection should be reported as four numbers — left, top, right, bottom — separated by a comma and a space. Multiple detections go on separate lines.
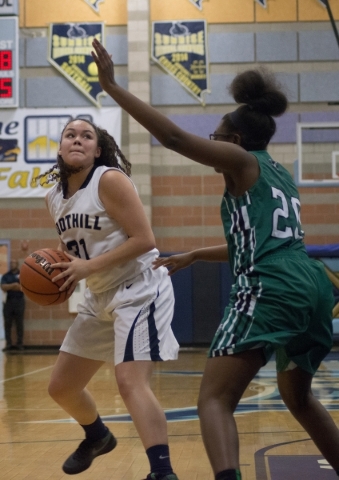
187, 0, 203, 10
48, 22, 105, 107
318, 0, 327, 6
82, 0, 105, 13
152, 20, 209, 105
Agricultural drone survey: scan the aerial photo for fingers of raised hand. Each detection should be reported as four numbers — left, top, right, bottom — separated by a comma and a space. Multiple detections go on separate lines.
92, 39, 108, 59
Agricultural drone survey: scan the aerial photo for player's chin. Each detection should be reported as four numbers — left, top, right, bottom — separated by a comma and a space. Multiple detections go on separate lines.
66, 155, 85, 164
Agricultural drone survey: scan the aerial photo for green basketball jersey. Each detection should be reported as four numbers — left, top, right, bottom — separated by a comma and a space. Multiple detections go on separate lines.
221, 150, 306, 277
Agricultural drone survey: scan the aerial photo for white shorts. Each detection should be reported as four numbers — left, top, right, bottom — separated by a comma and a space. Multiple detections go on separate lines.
60, 266, 179, 365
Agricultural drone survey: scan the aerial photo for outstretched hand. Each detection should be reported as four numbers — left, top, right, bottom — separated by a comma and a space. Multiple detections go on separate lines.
152, 252, 195, 276
91, 38, 116, 92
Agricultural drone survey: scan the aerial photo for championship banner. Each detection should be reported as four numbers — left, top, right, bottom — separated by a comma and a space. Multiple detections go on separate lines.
255, 0, 267, 7
187, 0, 203, 10
152, 20, 209, 105
0, 107, 121, 198
48, 22, 105, 107
82, 0, 105, 13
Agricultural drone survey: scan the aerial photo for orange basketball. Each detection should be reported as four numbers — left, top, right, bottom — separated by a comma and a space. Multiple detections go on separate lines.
20, 249, 72, 306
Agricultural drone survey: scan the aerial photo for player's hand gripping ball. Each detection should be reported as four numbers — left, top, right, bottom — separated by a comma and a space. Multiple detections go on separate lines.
20, 249, 72, 306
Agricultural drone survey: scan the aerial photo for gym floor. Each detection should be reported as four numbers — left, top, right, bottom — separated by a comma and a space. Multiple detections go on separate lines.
0, 343, 339, 479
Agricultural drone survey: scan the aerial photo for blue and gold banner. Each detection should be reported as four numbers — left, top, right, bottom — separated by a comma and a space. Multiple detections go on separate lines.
318, 0, 326, 6
187, 0, 203, 10
48, 22, 105, 107
152, 20, 209, 104
82, 0, 105, 13
256, 0, 267, 7
0, 107, 121, 198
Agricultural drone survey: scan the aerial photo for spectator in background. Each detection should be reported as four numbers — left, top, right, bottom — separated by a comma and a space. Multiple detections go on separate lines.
1, 259, 25, 352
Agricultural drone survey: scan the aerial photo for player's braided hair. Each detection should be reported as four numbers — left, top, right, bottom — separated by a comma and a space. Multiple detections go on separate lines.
223, 66, 288, 151
35, 118, 131, 189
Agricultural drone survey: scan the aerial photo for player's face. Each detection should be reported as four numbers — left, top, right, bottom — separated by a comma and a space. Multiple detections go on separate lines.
210, 121, 236, 143
59, 120, 101, 169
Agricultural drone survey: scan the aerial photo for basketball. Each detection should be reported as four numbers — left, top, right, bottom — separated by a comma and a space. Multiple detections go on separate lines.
20, 249, 72, 306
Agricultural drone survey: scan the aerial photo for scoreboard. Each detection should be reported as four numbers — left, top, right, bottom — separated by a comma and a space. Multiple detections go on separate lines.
0, 17, 19, 108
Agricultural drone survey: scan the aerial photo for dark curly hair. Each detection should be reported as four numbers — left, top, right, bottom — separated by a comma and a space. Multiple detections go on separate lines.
34, 118, 131, 190
223, 67, 288, 151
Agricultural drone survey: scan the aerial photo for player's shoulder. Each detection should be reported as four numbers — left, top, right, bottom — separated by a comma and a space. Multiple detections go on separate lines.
100, 167, 135, 188
45, 181, 61, 201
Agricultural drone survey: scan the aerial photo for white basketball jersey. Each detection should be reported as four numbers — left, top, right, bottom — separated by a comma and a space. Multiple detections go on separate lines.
46, 166, 159, 293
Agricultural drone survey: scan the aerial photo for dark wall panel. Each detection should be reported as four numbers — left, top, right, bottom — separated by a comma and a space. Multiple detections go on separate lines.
191, 262, 222, 344
170, 266, 193, 344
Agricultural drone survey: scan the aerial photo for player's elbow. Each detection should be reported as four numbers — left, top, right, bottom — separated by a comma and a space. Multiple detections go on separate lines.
145, 238, 157, 253
161, 131, 186, 153
139, 235, 156, 255
130, 231, 156, 256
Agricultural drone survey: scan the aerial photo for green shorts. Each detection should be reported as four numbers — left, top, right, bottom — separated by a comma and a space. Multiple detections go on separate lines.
209, 251, 334, 375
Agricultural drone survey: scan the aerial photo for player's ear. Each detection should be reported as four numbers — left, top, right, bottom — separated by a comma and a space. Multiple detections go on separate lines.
233, 133, 241, 145
95, 147, 101, 158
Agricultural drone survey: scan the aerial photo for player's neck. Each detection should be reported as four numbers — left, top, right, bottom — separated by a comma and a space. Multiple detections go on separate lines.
66, 165, 94, 198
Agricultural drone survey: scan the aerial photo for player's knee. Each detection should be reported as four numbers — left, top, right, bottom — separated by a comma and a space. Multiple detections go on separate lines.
48, 379, 69, 402
279, 387, 312, 414
115, 372, 136, 400
197, 388, 236, 417
197, 392, 206, 418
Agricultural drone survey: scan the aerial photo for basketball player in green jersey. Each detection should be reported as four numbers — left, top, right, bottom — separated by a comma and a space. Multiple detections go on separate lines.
91, 39, 339, 480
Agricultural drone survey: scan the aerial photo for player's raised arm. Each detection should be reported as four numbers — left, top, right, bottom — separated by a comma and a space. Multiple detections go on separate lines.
91, 38, 253, 177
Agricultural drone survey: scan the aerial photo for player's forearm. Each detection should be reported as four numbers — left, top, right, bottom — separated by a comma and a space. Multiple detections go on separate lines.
191, 245, 229, 263
104, 83, 181, 148
86, 236, 156, 275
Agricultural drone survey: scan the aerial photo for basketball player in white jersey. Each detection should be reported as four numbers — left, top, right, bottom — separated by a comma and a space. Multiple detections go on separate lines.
42, 118, 180, 480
